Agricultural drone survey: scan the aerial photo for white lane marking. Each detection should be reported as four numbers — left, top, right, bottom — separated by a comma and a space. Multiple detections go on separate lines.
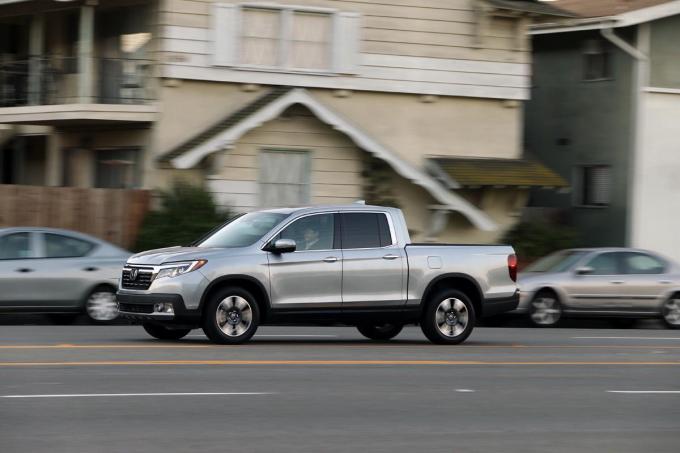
573, 337, 680, 340
1, 392, 271, 399
187, 334, 339, 338
455, 389, 476, 393
607, 391, 680, 394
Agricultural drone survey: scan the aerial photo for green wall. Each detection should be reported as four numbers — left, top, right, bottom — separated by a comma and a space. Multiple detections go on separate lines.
525, 28, 636, 247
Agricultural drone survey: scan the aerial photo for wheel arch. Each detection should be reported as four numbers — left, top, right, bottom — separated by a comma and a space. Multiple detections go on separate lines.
420, 273, 483, 318
199, 275, 271, 320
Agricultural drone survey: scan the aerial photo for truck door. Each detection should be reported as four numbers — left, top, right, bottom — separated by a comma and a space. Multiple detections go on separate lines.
339, 212, 405, 307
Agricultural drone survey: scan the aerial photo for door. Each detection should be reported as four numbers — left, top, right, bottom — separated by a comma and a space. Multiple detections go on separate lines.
267, 213, 342, 308
0, 231, 41, 307
563, 252, 630, 312
29, 232, 99, 308
340, 212, 405, 307
620, 252, 671, 313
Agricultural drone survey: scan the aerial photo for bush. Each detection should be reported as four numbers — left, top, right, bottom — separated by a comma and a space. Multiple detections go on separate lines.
502, 221, 578, 267
135, 182, 231, 252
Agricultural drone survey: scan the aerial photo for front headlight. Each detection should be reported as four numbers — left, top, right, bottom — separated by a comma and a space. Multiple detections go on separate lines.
155, 260, 207, 280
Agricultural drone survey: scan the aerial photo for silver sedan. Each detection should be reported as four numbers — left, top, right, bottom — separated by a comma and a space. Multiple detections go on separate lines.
515, 248, 680, 328
0, 227, 130, 322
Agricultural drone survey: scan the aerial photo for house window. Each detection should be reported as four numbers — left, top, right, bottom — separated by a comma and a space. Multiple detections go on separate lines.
578, 165, 610, 207
259, 150, 310, 207
212, 4, 359, 74
239, 7, 332, 71
94, 148, 140, 189
583, 39, 611, 81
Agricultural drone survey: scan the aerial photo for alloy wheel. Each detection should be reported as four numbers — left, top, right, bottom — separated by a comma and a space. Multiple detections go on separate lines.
216, 295, 253, 337
86, 291, 119, 322
435, 298, 469, 338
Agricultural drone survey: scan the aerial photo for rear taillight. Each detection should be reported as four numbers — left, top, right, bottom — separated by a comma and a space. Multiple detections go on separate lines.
508, 254, 518, 282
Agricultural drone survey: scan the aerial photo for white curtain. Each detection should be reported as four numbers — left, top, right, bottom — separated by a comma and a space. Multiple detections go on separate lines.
240, 8, 280, 66
288, 12, 331, 70
260, 151, 310, 207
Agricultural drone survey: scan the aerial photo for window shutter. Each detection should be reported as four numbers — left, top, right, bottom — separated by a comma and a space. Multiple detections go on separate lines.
333, 12, 360, 74
590, 166, 610, 205
212, 3, 239, 66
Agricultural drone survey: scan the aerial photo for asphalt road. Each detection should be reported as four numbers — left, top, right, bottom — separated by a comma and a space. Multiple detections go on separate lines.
1, 325, 679, 453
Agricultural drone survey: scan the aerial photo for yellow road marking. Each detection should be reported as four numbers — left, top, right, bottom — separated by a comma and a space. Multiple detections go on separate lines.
0, 360, 679, 367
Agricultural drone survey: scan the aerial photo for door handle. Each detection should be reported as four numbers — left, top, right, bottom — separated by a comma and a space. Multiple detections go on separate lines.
83, 267, 99, 272
323, 257, 338, 263
15, 268, 34, 273
659, 280, 672, 284
382, 254, 399, 260
610, 281, 625, 284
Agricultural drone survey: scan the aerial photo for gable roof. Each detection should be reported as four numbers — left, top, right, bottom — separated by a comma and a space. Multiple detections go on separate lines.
164, 87, 496, 231
531, 0, 680, 33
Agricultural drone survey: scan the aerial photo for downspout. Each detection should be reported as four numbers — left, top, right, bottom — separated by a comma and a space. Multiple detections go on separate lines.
599, 26, 648, 247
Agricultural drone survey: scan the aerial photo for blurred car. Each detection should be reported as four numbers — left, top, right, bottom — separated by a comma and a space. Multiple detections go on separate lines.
515, 248, 680, 328
0, 227, 130, 322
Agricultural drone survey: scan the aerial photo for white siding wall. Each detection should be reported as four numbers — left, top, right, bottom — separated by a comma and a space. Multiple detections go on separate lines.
631, 91, 680, 262
158, 0, 531, 100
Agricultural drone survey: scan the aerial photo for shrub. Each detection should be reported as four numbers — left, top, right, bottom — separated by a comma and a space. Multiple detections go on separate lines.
502, 221, 578, 267
135, 182, 231, 252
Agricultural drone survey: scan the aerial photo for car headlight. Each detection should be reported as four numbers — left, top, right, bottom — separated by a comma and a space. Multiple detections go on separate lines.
155, 260, 207, 280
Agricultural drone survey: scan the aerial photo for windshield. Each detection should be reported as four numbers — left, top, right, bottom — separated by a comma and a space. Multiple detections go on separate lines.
197, 212, 289, 248
524, 250, 586, 273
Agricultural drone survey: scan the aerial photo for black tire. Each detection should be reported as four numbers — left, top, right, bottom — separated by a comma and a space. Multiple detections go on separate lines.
662, 295, 680, 329
357, 323, 403, 341
202, 286, 260, 344
529, 290, 562, 327
421, 289, 476, 345
143, 323, 191, 340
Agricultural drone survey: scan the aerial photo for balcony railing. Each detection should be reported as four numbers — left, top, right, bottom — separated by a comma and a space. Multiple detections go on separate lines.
0, 56, 155, 107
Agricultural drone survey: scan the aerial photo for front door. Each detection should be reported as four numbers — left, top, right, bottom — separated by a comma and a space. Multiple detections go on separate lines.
267, 213, 342, 308
563, 252, 630, 312
340, 212, 405, 307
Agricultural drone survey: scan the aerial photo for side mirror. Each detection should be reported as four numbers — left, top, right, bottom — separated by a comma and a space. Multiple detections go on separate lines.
269, 238, 296, 254
575, 266, 594, 275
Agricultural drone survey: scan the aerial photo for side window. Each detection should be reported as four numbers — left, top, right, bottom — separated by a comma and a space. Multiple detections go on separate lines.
44, 233, 95, 258
0, 233, 32, 259
278, 214, 335, 251
377, 213, 393, 247
585, 252, 622, 275
341, 213, 383, 249
623, 253, 665, 275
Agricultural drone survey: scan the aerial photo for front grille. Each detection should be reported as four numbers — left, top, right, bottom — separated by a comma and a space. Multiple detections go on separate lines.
121, 268, 154, 290
118, 302, 154, 314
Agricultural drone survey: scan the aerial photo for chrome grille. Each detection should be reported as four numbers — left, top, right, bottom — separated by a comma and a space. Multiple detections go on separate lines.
121, 267, 153, 290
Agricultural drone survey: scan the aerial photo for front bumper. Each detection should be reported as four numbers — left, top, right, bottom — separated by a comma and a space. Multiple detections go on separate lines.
482, 292, 520, 318
116, 292, 201, 325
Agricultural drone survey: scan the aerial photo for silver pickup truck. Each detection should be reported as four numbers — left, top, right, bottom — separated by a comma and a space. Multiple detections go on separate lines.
117, 204, 518, 344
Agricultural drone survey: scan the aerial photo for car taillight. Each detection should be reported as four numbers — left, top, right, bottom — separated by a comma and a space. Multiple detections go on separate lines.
508, 254, 518, 282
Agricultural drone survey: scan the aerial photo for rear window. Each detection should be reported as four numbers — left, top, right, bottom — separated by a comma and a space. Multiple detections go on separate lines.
341, 213, 392, 249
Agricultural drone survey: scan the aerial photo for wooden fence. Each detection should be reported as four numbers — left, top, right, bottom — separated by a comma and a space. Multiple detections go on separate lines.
0, 185, 151, 250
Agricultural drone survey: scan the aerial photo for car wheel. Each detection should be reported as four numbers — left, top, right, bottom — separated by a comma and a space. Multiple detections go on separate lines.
85, 287, 119, 323
143, 323, 191, 340
662, 295, 680, 329
529, 290, 562, 327
421, 289, 475, 345
357, 323, 403, 341
202, 287, 260, 345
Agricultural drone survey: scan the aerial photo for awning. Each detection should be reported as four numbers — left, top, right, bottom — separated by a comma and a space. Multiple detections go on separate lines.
428, 157, 568, 189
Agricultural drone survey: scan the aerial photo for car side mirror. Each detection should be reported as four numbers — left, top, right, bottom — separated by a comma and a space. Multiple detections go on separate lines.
269, 239, 296, 254
575, 266, 594, 275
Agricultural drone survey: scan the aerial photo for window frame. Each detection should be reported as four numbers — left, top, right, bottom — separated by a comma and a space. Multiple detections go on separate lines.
234, 3, 338, 75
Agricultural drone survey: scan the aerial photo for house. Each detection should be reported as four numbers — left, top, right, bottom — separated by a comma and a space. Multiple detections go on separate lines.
0, 0, 569, 243
525, 0, 680, 260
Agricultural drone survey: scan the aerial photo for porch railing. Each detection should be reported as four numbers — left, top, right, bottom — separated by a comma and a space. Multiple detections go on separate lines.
0, 56, 155, 107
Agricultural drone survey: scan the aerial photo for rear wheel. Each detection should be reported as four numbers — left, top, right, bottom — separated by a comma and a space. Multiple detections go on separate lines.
143, 323, 191, 340
357, 323, 403, 341
202, 287, 260, 344
662, 296, 680, 329
421, 289, 475, 345
529, 290, 562, 327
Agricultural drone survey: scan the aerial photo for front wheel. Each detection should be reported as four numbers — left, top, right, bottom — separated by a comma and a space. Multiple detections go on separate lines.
143, 323, 191, 340
202, 287, 260, 344
421, 289, 475, 345
85, 287, 119, 323
357, 323, 403, 341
